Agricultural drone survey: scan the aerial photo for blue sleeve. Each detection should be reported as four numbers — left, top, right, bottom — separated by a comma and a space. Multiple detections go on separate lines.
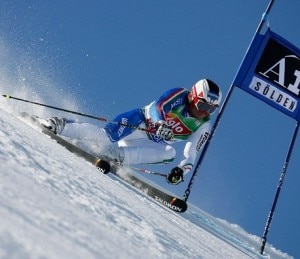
104, 108, 145, 142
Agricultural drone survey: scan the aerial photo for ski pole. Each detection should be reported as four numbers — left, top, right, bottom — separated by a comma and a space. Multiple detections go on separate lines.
129, 166, 167, 178
2, 94, 152, 133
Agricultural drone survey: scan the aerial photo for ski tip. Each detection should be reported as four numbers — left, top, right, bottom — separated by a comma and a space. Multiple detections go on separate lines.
95, 158, 111, 174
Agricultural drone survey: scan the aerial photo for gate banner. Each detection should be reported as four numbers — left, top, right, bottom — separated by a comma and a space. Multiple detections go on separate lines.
234, 29, 300, 121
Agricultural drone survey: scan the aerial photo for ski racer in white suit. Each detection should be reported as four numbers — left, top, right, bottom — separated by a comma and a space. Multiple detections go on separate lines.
42, 79, 222, 185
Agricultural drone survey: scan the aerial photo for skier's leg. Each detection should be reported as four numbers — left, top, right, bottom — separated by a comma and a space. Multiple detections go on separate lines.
118, 137, 176, 164
61, 121, 111, 144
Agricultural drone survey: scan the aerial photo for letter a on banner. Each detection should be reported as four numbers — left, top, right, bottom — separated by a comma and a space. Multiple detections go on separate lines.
233, 29, 300, 121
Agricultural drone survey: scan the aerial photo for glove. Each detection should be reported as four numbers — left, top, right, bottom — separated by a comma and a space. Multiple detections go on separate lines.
155, 120, 173, 141
167, 166, 184, 185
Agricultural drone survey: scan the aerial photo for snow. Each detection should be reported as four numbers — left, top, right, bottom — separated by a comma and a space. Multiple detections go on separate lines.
0, 105, 292, 259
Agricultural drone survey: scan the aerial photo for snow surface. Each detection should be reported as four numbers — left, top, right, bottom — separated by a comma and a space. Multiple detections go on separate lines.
0, 105, 292, 259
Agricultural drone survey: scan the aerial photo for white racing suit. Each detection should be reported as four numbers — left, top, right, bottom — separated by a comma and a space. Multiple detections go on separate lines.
59, 87, 211, 176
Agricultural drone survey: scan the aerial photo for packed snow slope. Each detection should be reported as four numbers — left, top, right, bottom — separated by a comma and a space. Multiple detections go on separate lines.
0, 106, 291, 258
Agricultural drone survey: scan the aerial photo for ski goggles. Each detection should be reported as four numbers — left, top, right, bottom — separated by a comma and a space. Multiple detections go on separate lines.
195, 99, 218, 114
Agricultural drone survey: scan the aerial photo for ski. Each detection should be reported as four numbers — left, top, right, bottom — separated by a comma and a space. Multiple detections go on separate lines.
20, 113, 188, 213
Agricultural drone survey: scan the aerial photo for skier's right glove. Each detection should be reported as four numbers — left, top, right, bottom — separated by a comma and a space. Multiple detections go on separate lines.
155, 120, 173, 141
167, 166, 184, 185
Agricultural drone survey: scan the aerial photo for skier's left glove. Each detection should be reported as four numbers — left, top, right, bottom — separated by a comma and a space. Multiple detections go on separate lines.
155, 120, 173, 141
167, 166, 184, 185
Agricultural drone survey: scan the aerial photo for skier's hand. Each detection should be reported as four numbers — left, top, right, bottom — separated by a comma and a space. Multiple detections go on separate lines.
155, 120, 173, 141
167, 166, 184, 185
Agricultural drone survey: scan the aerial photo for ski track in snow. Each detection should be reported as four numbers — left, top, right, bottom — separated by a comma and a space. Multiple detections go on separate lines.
0, 107, 292, 259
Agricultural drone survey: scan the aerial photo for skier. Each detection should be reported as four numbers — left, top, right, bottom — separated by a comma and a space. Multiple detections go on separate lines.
40, 79, 222, 185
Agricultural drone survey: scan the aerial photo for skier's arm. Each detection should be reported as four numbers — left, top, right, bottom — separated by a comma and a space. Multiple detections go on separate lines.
155, 88, 188, 120
178, 122, 211, 175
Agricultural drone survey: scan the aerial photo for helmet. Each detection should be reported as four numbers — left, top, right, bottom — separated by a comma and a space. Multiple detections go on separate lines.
188, 79, 222, 114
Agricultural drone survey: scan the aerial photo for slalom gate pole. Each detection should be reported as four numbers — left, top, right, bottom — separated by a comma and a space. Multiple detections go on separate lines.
257, 0, 275, 33
260, 121, 299, 255
2, 94, 151, 133
182, 85, 236, 202
182, 0, 276, 202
